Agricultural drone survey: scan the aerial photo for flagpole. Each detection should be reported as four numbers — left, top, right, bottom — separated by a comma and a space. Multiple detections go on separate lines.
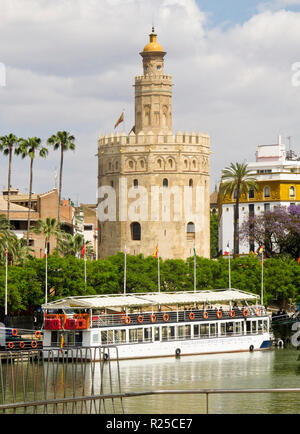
124, 243, 127, 295
45, 243, 48, 305
4, 241, 8, 326
158, 249, 160, 293
261, 250, 264, 309
194, 242, 196, 293
229, 251, 231, 289
84, 253, 87, 292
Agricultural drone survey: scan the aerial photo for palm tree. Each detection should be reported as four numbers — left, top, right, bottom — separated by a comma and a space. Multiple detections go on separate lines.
219, 162, 258, 257
47, 131, 75, 224
31, 217, 60, 256
16, 137, 48, 245
0, 134, 20, 224
56, 232, 94, 258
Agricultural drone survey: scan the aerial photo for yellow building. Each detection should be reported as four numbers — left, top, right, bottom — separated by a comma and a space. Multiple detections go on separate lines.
219, 137, 300, 254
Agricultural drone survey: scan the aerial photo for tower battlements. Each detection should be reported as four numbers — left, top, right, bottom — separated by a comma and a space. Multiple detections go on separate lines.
98, 131, 210, 148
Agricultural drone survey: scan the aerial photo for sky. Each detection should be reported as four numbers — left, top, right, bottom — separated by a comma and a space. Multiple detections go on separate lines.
1, 0, 300, 204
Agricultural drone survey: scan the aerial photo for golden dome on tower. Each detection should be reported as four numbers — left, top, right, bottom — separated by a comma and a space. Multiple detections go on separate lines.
143, 27, 164, 52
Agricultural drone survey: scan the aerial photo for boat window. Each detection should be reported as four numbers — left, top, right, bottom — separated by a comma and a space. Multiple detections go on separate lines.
51, 331, 58, 346
162, 327, 168, 341
225, 322, 233, 334
220, 323, 226, 336
263, 320, 268, 332
114, 329, 126, 343
200, 324, 209, 337
258, 320, 263, 332
101, 330, 113, 344
92, 333, 99, 344
193, 324, 200, 339
178, 325, 185, 339
246, 321, 251, 333
251, 321, 257, 334
210, 323, 217, 337
101, 331, 107, 344
154, 327, 160, 341
144, 328, 152, 342
129, 329, 138, 342
137, 328, 143, 342
234, 322, 242, 335
185, 325, 191, 339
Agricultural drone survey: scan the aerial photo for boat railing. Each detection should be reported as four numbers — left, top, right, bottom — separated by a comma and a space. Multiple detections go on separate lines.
91, 306, 267, 328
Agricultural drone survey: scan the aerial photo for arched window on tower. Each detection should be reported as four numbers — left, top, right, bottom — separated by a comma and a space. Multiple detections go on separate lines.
131, 222, 141, 241
186, 222, 195, 240
189, 179, 193, 187
163, 178, 168, 188
133, 179, 138, 189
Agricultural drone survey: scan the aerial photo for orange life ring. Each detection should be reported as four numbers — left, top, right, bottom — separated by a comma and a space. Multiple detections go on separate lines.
163, 313, 169, 322
8, 342, 14, 349
137, 315, 144, 324
31, 341, 38, 349
19, 341, 25, 349
203, 311, 208, 319
150, 314, 156, 323
216, 310, 222, 319
35, 331, 42, 339
256, 309, 261, 316
124, 316, 131, 325
229, 310, 235, 318
11, 328, 18, 336
189, 312, 195, 321
243, 309, 249, 318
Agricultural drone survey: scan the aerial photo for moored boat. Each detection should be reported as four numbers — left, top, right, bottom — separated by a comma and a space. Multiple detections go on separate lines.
41, 288, 272, 361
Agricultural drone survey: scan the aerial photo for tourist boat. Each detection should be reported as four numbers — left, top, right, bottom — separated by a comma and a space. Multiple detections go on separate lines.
41, 288, 272, 361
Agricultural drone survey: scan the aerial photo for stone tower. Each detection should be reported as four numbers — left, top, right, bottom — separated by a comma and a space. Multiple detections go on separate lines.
97, 29, 210, 260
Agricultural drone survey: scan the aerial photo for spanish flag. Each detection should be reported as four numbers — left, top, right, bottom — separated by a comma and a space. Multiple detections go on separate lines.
60, 334, 64, 349
258, 245, 263, 254
114, 112, 124, 129
154, 245, 158, 259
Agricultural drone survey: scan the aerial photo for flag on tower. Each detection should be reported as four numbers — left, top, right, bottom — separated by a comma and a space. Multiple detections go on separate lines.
114, 112, 124, 129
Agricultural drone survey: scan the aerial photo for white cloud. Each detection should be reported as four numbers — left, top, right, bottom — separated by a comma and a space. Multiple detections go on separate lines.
0, 0, 300, 204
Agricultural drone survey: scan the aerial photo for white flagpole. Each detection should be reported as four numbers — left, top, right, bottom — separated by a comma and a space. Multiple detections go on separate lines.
124, 243, 127, 295
194, 242, 196, 293
158, 249, 160, 293
261, 250, 264, 309
45, 243, 48, 305
229, 251, 231, 289
5, 241, 8, 325
84, 253, 87, 292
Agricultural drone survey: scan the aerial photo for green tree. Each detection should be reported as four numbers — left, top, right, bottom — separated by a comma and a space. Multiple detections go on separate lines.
16, 137, 49, 244
56, 232, 94, 259
47, 131, 75, 224
210, 212, 219, 258
219, 162, 258, 257
0, 134, 20, 224
31, 217, 60, 254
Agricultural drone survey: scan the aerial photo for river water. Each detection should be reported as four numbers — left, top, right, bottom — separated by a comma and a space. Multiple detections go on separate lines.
116, 347, 300, 414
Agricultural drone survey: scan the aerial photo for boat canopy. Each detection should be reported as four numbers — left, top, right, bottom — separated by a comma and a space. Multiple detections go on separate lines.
42, 288, 259, 311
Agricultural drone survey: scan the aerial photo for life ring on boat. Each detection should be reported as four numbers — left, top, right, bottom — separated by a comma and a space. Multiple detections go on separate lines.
31, 341, 38, 349
8, 342, 14, 349
150, 314, 156, 323
189, 312, 195, 321
11, 328, 18, 336
175, 348, 181, 357
249, 345, 254, 352
229, 310, 235, 318
203, 311, 208, 319
35, 331, 42, 339
137, 315, 144, 324
256, 309, 261, 316
163, 313, 169, 322
19, 341, 26, 349
216, 310, 222, 319
124, 316, 131, 325
243, 309, 249, 318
